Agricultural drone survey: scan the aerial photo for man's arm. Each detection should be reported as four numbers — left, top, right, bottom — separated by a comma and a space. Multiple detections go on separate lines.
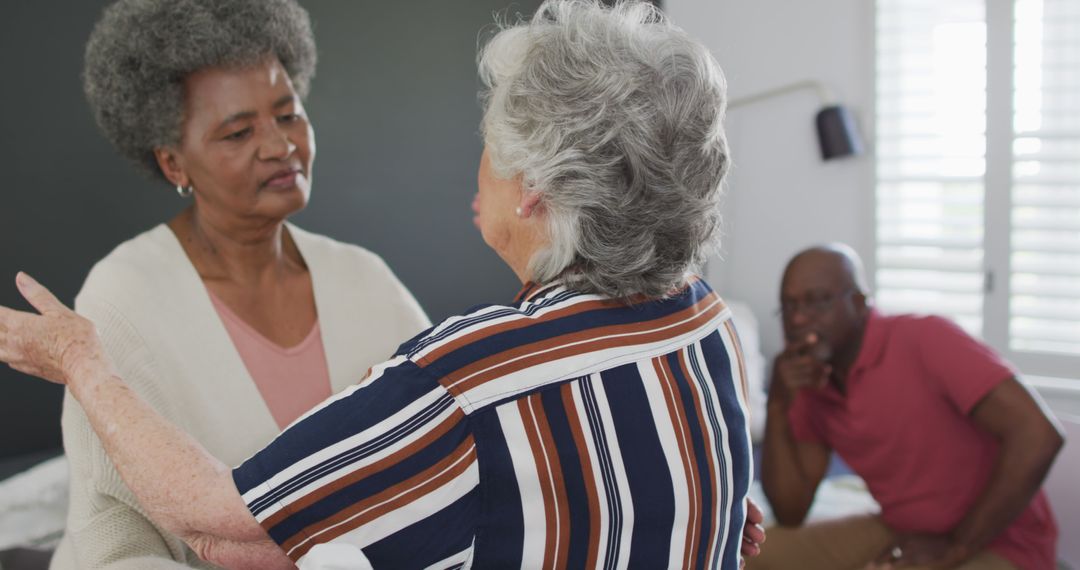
942, 377, 1064, 563
760, 338, 832, 526
0, 274, 292, 569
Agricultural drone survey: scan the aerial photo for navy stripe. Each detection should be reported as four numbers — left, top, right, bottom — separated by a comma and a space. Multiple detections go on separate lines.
699, 331, 750, 569
580, 375, 623, 570
248, 391, 455, 516
470, 407, 525, 570
666, 349, 716, 569
233, 360, 442, 496
425, 288, 715, 379
263, 418, 471, 544
408, 290, 581, 356
363, 489, 478, 569
688, 341, 732, 568
602, 364, 675, 569
540, 384, 591, 569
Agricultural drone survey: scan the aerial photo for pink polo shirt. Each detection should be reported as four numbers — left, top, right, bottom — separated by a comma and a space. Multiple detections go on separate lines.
209, 291, 332, 430
789, 310, 1057, 570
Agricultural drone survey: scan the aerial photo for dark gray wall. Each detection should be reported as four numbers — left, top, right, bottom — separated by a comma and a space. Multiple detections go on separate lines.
0, 0, 541, 459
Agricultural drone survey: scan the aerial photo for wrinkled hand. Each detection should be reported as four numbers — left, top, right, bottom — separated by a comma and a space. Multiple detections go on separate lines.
769, 333, 831, 406
865, 533, 967, 569
0, 273, 109, 384
741, 496, 766, 564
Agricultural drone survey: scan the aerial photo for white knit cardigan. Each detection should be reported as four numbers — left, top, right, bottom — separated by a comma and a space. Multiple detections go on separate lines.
50, 224, 430, 569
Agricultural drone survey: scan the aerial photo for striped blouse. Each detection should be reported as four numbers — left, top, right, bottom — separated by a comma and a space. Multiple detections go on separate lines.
233, 278, 753, 569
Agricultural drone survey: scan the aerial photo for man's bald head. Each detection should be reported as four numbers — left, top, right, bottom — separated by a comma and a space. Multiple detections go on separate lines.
778, 243, 872, 362
782, 243, 870, 297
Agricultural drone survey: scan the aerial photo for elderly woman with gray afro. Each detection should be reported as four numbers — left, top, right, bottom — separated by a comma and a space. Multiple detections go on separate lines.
1, 1, 762, 568
48, 1, 431, 568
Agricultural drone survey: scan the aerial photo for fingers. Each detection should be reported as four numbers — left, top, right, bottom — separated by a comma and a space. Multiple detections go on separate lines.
741, 498, 766, 559
743, 522, 766, 545
15, 273, 66, 316
0, 306, 33, 357
783, 332, 819, 355
777, 355, 830, 391
740, 535, 761, 557
746, 497, 764, 524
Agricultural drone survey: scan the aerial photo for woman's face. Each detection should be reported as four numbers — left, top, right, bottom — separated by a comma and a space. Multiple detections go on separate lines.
158, 57, 315, 227
474, 147, 524, 260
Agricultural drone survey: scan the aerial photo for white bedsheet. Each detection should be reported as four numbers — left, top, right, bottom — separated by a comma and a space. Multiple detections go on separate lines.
0, 456, 68, 550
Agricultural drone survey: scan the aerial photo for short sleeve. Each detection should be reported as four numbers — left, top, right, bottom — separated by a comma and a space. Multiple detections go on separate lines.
232, 356, 478, 567
914, 316, 1016, 414
787, 392, 827, 445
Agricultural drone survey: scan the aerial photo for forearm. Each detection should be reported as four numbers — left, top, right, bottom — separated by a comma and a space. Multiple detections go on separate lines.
68, 362, 292, 569
949, 429, 1063, 556
761, 403, 817, 525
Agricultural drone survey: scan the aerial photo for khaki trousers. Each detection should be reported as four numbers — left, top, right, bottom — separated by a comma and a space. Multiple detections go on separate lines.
746, 515, 1016, 570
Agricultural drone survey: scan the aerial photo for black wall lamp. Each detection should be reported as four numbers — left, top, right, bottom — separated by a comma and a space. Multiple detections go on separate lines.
727, 79, 864, 161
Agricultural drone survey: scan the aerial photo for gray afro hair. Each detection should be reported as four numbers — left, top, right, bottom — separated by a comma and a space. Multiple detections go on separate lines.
83, 0, 317, 182
479, 0, 729, 300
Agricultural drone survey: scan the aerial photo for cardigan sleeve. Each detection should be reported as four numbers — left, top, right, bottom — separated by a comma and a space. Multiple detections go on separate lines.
57, 293, 213, 569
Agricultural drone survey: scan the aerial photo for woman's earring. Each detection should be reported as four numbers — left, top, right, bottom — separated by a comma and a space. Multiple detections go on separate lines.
176, 184, 193, 198
515, 206, 523, 217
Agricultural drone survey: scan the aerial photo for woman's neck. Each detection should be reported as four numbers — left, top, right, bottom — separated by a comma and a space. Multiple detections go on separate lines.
168, 207, 303, 287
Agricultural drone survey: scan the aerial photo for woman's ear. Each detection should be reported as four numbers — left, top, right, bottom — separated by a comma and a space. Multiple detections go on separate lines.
153, 147, 186, 188
519, 191, 544, 218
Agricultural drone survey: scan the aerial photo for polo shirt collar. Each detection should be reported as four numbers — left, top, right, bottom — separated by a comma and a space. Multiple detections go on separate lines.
850, 308, 889, 377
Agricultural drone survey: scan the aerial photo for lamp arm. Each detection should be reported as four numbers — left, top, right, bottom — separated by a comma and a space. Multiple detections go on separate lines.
727, 79, 833, 109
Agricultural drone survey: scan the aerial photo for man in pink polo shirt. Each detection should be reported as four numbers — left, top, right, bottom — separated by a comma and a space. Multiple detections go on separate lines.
750, 244, 1063, 570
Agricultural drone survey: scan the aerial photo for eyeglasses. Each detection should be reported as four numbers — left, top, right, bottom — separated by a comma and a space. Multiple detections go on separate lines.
775, 288, 854, 319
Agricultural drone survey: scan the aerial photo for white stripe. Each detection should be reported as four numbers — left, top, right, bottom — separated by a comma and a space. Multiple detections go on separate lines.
524, 396, 565, 565
716, 325, 754, 567
720, 322, 754, 446
637, 359, 690, 570
241, 385, 452, 509
459, 306, 732, 412
286, 444, 478, 557
422, 544, 472, 570
450, 298, 726, 390
588, 375, 635, 570
410, 293, 602, 361
235, 355, 412, 472
684, 341, 731, 569
495, 404, 547, 569
569, 381, 611, 569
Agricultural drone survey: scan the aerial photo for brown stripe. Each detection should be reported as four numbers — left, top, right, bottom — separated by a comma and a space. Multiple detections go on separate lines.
282, 435, 477, 560
723, 319, 751, 407
655, 356, 701, 570
533, 394, 571, 570
678, 348, 719, 568
261, 407, 466, 531
562, 383, 602, 569
518, 397, 559, 569
417, 297, 619, 368
445, 294, 725, 396
443, 294, 722, 388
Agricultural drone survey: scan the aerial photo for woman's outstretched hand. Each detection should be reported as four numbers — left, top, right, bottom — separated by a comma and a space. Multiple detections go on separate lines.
0, 272, 111, 385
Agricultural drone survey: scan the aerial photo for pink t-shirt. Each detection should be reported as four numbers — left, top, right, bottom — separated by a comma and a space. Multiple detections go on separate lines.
209, 292, 332, 430
789, 310, 1057, 570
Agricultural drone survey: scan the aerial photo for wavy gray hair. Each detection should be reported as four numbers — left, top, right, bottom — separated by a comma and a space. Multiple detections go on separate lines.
83, 0, 317, 182
479, 0, 729, 300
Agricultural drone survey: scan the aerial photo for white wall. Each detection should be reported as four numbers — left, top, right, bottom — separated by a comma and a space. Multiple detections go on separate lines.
666, 0, 876, 360
665, 0, 1080, 414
